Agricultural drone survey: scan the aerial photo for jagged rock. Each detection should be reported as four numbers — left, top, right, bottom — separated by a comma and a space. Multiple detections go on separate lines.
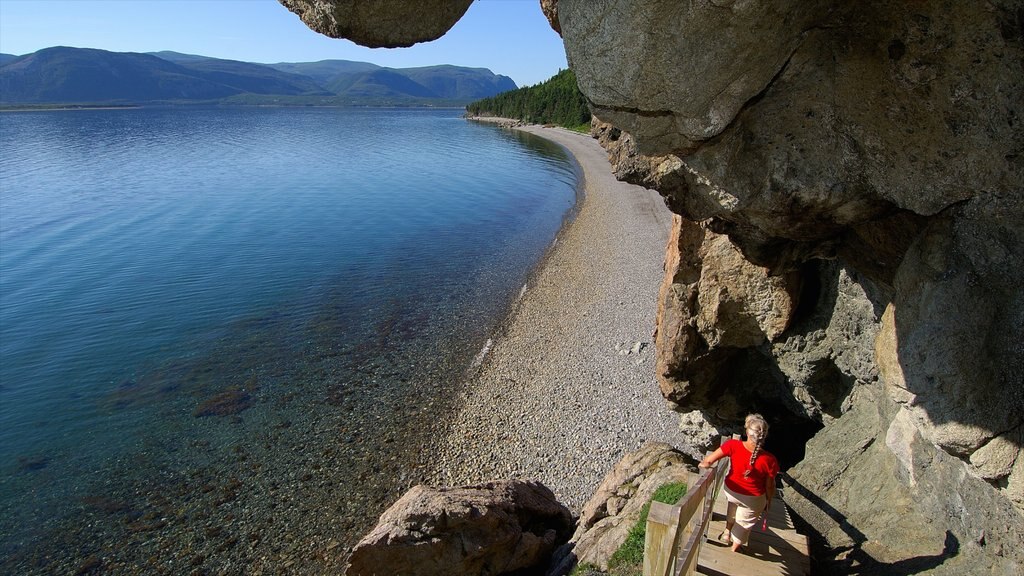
769, 262, 885, 422
786, 386, 1024, 575
655, 214, 800, 409
540, 0, 560, 35
677, 410, 729, 461
548, 443, 691, 574
277, 0, 473, 48
345, 480, 573, 576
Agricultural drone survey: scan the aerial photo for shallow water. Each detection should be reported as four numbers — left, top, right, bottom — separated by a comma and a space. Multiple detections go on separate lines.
0, 107, 578, 573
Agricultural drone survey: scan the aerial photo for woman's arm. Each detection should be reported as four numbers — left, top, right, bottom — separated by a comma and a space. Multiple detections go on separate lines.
698, 447, 726, 469
765, 475, 776, 510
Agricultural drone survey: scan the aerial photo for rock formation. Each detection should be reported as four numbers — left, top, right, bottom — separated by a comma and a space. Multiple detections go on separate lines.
566, 2, 1024, 572
345, 480, 573, 576
549, 443, 692, 574
278, 0, 472, 48
281, 0, 1023, 572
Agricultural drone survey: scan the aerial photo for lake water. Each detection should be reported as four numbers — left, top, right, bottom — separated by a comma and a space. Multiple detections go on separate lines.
0, 107, 578, 573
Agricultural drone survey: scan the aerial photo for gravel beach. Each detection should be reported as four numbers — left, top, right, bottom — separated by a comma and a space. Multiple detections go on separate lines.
428, 122, 686, 511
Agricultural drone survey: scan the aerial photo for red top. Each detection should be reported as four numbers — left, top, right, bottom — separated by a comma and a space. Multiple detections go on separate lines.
721, 438, 779, 496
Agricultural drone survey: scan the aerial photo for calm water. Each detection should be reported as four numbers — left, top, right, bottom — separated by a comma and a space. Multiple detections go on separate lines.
0, 107, 577, 572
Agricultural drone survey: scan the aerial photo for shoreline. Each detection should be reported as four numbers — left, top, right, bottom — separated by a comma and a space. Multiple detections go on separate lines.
427, 121, 685, 510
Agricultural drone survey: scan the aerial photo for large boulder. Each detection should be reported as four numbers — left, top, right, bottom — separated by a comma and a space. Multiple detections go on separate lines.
654, 213, 800, 410
548, 443, 692, 575
345, 480, 573, 576
785, 386, 1024, 575
278, 0, 473, 48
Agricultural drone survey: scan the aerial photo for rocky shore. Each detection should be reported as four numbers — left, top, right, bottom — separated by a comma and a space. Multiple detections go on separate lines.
428, 121, 686, 510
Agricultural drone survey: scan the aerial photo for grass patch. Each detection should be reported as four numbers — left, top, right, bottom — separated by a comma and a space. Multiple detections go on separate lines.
605, 482, 688, 576
567, 122, 592, 134
570, 562, 602, 576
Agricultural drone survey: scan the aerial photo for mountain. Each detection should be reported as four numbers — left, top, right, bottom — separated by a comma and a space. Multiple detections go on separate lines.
0, 47, 517, 106
146, 51, 212, 64
0, 53, 18, 66
399, 65, 517, 100
267, 59, 383, 85
0, 47, 243, 104
159, 56, 329, 96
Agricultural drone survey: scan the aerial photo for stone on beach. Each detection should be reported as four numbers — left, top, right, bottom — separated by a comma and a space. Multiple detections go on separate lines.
345, 480, 573, 576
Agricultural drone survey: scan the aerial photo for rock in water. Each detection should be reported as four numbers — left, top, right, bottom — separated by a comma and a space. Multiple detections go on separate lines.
345, 480, 574, 576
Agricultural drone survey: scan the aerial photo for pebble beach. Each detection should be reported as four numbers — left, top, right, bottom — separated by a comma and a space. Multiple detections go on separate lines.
428, 122, 686, 510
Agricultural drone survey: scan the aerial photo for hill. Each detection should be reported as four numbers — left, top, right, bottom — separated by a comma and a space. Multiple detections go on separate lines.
0, 54, 18, 66
0, 47, 517, 106
267, 59, 383, 85
466, 68, 590, 130
0, 47, 244, 104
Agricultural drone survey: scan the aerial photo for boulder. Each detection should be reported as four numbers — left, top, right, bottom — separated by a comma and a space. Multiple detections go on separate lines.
540, 0, 560, 35
786, 386, 1024, 575
277, 0, 473, 48
548, 443, 691, 575
654, 214, 800, 410
345, 480, 573, 576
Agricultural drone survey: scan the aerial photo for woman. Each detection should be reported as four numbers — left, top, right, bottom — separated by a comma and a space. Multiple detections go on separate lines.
698, 413, 779, 552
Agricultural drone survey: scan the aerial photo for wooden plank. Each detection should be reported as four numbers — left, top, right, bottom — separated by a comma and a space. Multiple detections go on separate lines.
697, 538, 808, 576
645, 501, 679, 576
707, 518, 809, 555
673, 475, 711, 576
701, 489, 810, 575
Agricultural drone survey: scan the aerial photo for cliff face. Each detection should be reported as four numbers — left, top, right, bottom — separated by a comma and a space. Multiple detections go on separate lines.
279, 0, 1023, 572
569, 1, 1024, 572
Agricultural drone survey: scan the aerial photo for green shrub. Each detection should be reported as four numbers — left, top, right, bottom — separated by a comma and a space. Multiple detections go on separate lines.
606, 482, 688, 575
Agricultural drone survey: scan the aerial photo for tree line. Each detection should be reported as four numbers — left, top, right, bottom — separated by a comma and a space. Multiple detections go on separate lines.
465, 68, 591, 130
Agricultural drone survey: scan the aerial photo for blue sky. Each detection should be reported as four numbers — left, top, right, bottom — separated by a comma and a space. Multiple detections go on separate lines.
0, 0, 567, 87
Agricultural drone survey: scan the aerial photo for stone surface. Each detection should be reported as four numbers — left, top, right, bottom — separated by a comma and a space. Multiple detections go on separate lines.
769, 262, 885, 422
548, 443, 691, 574
540, 0, 560, 35
677, 410, 728, 461
277, 0, 473, 48
654, 214, 800, 411
345, 480, 573, 576
786, 386, 1024, 575
580, 2, 1024, 567
575, 1, 1021, 280
560, 0, 828, 151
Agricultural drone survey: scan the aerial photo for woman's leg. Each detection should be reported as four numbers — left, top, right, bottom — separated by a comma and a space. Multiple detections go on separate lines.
720, 501, 739, 543
729, 499, 766, 551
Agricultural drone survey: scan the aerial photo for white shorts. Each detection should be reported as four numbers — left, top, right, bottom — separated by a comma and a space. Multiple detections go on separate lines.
723, 485, 767, 545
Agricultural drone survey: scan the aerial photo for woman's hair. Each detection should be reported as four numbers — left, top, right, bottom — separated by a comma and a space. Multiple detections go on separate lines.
743, 414, 769, 477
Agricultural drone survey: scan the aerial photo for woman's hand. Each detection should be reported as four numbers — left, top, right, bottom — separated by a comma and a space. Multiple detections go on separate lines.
698, 447, 725, 469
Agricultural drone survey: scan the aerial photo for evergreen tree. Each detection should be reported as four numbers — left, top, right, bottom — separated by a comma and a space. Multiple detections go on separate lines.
466, 68, 591, 130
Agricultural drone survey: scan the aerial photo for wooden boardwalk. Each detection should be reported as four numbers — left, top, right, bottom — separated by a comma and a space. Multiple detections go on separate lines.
697, 482, 810, 576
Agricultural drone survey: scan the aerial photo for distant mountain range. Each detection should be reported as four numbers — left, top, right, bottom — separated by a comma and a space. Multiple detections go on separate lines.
0, 47, 517, 106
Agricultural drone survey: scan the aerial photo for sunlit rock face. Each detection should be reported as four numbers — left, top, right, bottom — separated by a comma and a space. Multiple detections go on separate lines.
568, 1, 1024, 571
277, 0, 472, 48
281, 0, 1024, 571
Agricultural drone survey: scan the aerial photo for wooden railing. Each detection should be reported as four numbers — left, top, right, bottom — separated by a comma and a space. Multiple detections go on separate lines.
643, 436, 732, 576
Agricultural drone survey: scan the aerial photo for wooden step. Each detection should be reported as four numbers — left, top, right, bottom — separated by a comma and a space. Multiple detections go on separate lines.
696, 486, 810, 576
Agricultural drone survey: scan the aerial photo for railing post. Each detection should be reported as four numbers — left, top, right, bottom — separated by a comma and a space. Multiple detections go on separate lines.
643, 499, 678, 576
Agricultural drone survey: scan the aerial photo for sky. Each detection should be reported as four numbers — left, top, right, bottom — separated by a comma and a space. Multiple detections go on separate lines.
0, 0, 568, 87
